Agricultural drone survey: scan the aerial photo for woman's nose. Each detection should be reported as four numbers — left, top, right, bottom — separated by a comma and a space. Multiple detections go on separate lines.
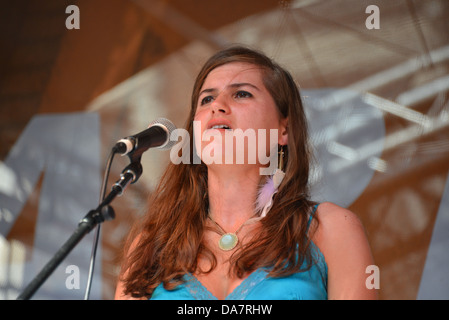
211, 94, 230, 114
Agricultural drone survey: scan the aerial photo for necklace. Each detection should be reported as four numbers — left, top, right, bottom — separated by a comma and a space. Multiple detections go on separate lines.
207, 214, 258, 251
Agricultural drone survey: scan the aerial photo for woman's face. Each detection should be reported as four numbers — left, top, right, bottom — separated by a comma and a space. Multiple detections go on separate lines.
193, 62, 288, 168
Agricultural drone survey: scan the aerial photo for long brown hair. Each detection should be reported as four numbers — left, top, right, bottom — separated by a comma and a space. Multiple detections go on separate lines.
119, 46, 317, 298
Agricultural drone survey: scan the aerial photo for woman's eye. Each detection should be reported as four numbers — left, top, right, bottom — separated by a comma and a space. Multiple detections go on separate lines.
235, 91, 253, 99
200, 96, 214, 105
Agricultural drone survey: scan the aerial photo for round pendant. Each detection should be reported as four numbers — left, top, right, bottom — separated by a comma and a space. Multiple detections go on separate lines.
218, 233, 238, 251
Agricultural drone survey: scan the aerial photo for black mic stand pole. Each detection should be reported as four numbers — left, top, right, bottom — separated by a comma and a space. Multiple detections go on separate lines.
16, 161, 143, 300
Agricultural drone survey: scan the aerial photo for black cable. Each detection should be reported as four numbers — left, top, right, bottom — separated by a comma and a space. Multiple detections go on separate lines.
83, 148, 117, 300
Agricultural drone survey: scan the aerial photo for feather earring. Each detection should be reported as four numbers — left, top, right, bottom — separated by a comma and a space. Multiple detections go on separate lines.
255, 145, 285, 218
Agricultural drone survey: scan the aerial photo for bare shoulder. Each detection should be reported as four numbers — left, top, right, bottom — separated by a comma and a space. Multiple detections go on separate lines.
311, 202, 378, 299
313, 202, 365, 235
312, 201, 369, 253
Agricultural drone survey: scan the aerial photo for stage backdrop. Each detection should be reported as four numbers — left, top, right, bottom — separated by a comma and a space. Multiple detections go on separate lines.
1, 0, 448, 299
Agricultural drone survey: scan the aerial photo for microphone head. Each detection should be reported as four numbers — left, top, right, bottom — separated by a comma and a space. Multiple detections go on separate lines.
148, 118, 177, 150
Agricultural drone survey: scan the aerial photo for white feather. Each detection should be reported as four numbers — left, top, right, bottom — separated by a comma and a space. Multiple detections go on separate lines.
255, 169, 285, 217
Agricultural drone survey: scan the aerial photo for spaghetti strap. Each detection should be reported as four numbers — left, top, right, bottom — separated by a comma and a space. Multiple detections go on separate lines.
307, 203, 319, 231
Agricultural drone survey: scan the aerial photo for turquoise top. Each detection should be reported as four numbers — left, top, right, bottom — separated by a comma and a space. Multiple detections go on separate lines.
150, 205, 327, 300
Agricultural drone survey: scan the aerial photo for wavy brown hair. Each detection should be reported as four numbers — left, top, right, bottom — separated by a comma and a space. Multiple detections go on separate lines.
119, 46, 318, 298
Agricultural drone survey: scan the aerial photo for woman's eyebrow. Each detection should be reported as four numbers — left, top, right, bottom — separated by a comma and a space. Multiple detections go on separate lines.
199, 88, 217, 97
199, 82, 260, 97
228, 82, 260, 91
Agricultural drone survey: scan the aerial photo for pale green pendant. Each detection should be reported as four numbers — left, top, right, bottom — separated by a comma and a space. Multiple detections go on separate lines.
218, 233, 238, 251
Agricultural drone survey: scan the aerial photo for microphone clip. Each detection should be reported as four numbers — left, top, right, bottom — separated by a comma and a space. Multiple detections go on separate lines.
112, 161, 143, 196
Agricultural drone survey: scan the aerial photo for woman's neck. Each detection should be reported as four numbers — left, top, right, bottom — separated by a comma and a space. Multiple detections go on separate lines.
207, 165, 261, 231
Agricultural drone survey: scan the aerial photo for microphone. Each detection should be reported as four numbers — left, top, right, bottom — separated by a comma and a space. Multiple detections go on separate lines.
113, 118, 177, 156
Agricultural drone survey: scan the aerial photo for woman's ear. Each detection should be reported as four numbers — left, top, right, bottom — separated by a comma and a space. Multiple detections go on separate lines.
278, 117, 288, 146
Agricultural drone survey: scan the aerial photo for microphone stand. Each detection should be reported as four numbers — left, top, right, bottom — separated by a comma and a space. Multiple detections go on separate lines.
16, 160, 143, 300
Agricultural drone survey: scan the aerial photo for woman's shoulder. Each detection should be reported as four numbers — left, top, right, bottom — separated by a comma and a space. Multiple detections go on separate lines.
311, 201, 371, 261
313, 202, 364, 231
311, 202, 377, 299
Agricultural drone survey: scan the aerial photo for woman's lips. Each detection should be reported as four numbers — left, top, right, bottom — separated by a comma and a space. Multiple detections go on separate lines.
206, 119, 233, 130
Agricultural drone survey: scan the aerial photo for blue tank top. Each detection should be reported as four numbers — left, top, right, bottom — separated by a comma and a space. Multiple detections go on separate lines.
150, 205, 327, 300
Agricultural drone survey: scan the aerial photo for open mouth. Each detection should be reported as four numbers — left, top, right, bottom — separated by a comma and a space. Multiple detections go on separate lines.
210, 124, 232, 130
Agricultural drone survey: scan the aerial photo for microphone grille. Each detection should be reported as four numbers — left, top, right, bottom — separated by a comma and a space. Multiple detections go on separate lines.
149, 118, 177, 150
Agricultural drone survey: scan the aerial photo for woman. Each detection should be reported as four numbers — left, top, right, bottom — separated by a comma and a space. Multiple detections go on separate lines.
115, 46, 377, 300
